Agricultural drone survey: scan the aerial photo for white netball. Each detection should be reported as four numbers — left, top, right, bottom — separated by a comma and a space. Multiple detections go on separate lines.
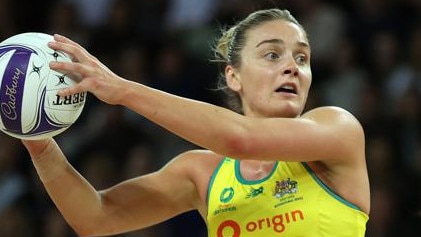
0, 32, 86, 140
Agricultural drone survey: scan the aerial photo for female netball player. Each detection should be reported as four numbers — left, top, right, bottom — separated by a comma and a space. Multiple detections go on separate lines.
23, 8, 370, 237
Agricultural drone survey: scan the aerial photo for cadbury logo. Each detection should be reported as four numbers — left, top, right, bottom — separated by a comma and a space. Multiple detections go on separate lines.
1, 68, 25, 120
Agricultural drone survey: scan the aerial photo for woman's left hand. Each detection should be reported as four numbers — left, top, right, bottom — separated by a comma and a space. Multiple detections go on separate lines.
48, 34, 129, 105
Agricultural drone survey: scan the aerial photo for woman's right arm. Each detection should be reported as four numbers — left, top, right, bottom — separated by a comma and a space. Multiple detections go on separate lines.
23, 139, 201, 237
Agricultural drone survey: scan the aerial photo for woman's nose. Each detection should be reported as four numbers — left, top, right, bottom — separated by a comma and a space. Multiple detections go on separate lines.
283, 67, 298, 76
283, 59, 299, 76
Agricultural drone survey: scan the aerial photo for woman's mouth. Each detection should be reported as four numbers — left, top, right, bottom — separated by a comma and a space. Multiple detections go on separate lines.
275, 84, 297, 94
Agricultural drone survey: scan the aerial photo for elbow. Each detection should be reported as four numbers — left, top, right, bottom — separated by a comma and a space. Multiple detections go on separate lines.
73, 223, 112, 237
77, 232, 94, 237
71, 192, 125, 237
72, 222, 103, 237
70, 213, 118, 237
69, 212, 110, 237
73, 226, 95, 237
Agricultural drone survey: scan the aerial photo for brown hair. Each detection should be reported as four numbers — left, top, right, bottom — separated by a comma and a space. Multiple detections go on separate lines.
212, 9, 304, 114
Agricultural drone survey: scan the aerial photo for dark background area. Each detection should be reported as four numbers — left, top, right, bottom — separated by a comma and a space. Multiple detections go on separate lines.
0, 0, 421, 236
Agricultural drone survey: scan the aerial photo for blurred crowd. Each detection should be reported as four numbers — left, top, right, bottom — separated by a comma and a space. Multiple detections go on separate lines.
0, 0, 421, 236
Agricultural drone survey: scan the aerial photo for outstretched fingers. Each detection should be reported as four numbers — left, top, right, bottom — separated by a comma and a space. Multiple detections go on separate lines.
56, 81, 88, 97
54, 34, 94, 59
53, 34, 79, 47
49, 61, 91, 96
47, 34, 123, 105
48, 35, 91, 63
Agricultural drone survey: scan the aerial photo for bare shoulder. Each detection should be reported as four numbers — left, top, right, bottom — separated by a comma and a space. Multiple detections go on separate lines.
161, 149, 224, 210
303, 107, 370, 213
303, 106, 365, 145
164, 149, 224, 172
160, 149, 224, 187
302, 106, 365, 164
303, 106, 363, 128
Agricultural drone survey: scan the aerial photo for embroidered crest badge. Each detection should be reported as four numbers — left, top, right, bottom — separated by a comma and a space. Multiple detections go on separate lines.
274, 178, 298, 198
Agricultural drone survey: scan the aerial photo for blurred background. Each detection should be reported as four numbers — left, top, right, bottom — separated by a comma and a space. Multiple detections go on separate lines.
0, 0, 421, 236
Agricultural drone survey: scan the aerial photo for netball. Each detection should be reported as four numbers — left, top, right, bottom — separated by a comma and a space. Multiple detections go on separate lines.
0, 32, 86, 140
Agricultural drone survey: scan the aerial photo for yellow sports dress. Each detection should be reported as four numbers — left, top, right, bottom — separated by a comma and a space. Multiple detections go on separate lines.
207, 158, 368, 237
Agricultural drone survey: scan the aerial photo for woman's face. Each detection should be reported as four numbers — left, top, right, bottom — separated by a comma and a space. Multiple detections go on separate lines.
226, 20, 312, 118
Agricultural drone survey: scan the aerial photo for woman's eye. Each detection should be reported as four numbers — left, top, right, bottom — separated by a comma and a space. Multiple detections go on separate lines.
265, 52, 279, 60
295, 55, 307, 65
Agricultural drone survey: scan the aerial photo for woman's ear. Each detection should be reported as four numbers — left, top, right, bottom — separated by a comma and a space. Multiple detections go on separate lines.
225, 65, 241, 91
